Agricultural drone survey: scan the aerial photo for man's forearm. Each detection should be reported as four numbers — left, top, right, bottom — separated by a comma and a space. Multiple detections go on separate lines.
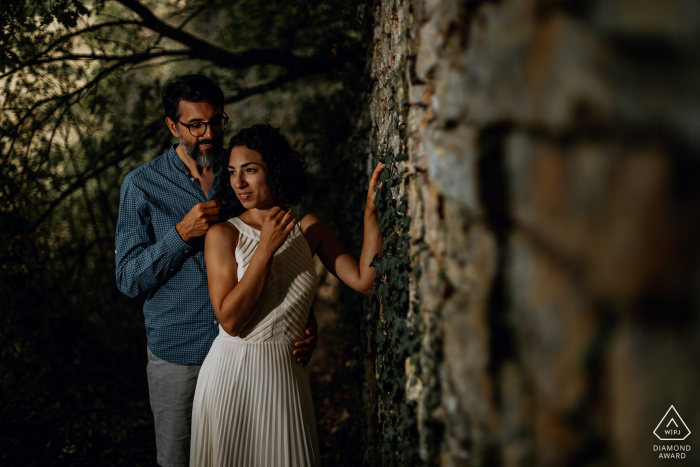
116, 226, 191, 298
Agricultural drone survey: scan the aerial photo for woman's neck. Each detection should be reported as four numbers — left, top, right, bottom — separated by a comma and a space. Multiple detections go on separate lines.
240, 203, 277, 229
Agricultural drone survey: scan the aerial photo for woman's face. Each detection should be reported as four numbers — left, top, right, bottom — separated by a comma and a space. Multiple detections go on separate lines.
228, 145, 274, 210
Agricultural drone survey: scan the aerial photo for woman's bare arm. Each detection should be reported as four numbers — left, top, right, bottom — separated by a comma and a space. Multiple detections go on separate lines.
301, 163, 385, 294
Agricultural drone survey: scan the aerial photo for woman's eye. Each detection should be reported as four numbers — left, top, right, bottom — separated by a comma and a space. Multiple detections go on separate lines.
229, 171, 236, 176
246, 168, 256, 173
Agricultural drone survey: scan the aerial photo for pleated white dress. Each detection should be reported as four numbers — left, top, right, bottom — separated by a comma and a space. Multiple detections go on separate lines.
190, 217, 320, 467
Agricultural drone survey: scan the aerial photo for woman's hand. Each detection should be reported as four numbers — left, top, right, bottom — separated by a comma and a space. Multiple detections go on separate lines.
258, 207, 297, 256
365, 163, 386, 215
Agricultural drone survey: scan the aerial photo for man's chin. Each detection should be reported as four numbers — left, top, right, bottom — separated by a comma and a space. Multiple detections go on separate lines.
196, 154, 218, 168
187, 147, 221, 167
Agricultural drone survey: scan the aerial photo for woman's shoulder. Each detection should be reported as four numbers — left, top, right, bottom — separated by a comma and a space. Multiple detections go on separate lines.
206, 220, 240, 244
299, 213, 335, 254
299, 213, 324, 230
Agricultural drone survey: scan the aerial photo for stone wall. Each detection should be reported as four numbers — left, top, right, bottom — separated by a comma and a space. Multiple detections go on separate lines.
368, 0, 700, 465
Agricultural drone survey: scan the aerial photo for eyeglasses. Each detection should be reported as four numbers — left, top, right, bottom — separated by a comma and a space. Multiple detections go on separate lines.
177, 112, 229, 137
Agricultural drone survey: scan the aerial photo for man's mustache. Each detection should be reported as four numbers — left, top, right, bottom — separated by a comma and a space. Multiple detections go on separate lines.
195, 138, 223, 148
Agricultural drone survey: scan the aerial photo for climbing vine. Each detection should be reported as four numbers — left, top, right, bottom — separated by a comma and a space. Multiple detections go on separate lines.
369, 54, 424, 464
371, 155, 419, 466
365, 2, 445, 465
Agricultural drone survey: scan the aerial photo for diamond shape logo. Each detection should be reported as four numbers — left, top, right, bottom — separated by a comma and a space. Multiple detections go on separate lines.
654, 405, 691, 441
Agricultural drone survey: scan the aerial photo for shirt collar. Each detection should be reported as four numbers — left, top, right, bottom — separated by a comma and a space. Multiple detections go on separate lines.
167, 144, 190, 177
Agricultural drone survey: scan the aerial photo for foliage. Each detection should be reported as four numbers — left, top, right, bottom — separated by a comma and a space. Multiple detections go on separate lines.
366, 2, 447, 462
0, 0, 373, 464
368, 66, 423, 464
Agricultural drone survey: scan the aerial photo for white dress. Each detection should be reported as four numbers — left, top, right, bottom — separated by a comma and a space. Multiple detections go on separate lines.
190, 217, 321, 466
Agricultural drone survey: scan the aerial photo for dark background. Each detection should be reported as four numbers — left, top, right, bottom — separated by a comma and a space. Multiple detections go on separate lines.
1, 1, 375, 465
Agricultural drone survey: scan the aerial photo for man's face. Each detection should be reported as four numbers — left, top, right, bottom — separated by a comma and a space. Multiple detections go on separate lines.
172, 101, 225, 167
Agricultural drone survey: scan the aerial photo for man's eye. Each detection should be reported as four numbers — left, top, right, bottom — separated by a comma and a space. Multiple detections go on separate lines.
190, 123, 203, 129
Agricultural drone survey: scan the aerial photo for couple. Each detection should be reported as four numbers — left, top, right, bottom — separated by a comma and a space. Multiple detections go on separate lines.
115, 74, 384, 467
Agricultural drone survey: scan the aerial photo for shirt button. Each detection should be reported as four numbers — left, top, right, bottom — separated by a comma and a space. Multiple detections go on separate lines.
170, 268, 174, 272
213, 320, 218, 324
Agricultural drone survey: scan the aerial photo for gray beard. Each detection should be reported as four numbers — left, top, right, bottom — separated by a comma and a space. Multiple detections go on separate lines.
177, 131, 221, 168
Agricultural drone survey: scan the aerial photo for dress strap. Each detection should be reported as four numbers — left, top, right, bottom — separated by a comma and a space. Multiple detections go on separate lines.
228, 216, 302, 241
228, 217, 260, 240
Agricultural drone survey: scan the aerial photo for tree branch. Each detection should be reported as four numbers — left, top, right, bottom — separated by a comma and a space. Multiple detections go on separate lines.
32, 20, 142, 61
115, 0, 345, 70
0, 50, 189, 79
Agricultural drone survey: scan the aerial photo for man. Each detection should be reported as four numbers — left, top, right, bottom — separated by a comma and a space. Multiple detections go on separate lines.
115, 75, 317, 467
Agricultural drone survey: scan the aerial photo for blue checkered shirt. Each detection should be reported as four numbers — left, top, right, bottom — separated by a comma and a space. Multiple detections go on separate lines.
115, 145, 220, 365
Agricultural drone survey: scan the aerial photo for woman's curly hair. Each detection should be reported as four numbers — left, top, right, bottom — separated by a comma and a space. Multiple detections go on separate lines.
216, 123, 308, 219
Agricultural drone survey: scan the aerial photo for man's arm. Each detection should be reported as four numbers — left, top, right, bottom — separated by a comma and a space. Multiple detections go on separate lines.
115, 177, 193, 298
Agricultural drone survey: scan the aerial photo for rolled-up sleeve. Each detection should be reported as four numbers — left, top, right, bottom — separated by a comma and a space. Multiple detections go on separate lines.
115, 175, 190, 298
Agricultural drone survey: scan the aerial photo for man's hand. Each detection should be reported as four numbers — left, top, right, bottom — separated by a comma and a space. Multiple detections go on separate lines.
293, 314, 318, 367
176, 200, 222, 242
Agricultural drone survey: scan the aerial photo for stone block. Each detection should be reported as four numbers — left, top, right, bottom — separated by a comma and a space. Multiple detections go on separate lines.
433, 47, 468, 124
415, 6, 451, 81
441, 287, 499, 466
465, 2, 616, 129
591, 0, 700, 41
444, 218, 497, 297
407, 105, 429, 134
407, 134, 428, 170
405, 356, 423, 402
408, 82, 434, 105
506, 131, 678, 302
424, 123, 480, 212
407, 175, 424, 247
421, 182, 444, 257
507, 232, 598, 463
417, 252, 442, 316
528, 14, 614, 130
464, 1, 534, 124
508, 232, 596, 413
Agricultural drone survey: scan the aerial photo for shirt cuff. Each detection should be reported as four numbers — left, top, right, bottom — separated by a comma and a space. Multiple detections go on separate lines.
164, 225, 192, 256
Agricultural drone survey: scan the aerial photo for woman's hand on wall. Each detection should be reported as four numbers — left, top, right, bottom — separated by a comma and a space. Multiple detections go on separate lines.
365, 163, 386, 215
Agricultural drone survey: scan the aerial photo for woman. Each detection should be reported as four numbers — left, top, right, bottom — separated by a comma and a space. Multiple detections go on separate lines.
190, 124, 384, 466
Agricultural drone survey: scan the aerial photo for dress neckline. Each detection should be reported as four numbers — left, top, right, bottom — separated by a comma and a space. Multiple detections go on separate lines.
228, 216, 302, 242
229, 217, 260, 240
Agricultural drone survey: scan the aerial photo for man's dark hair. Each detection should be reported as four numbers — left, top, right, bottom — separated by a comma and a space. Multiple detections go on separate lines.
161, 75, 224, 121
216, 124, 309, 219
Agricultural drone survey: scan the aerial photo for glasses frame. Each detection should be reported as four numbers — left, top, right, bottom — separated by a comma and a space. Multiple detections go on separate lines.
176, 112, 229, 137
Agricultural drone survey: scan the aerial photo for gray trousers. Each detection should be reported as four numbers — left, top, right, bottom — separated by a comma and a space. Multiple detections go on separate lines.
146, 347, 201, 467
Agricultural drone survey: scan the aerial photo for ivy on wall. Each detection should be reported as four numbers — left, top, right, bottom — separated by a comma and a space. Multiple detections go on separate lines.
369, 56, 424, 465
371, 151, 420, 466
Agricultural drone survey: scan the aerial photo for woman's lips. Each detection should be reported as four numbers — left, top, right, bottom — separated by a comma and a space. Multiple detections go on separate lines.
238, 193, 251, 200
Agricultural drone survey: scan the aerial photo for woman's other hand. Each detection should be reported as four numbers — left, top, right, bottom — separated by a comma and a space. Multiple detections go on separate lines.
365, 163, 386, 215
258, 207, 296, 256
